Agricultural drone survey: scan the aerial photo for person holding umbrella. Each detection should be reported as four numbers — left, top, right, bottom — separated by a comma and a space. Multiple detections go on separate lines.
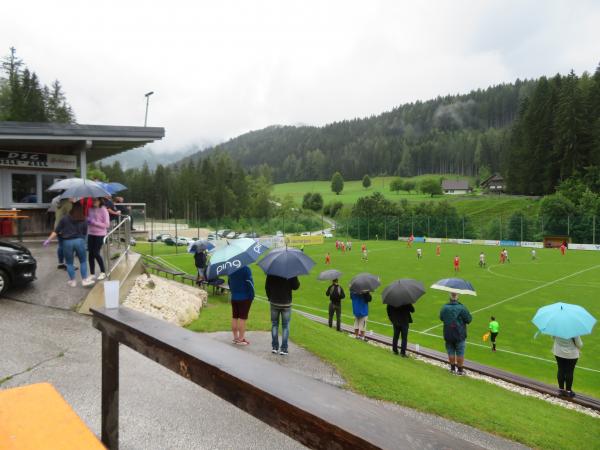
258, 247, 315, 355
349, 273, 380, 341
432, 278, 476, 375
532, 302, 596, 397
86, 197, 110, 280
44, 202, 95, 287
228, 265, 255, 346
326, 280, 345, 331
382, 279, 425, 357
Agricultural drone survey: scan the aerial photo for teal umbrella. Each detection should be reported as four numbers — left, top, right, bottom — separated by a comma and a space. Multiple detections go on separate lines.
532, 302, 596, 339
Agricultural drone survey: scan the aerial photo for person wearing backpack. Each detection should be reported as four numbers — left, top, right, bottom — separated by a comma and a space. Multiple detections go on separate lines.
439, 292, 472, 375
326, 279, 346, 331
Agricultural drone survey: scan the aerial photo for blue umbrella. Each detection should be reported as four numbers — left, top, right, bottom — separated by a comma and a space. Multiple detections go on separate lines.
532, 302, 596, 339
187, 240, 215, 254
206, 238, 267, 279
59, 181, 111, 199
98, 181, 127, 194
430, 278, 477, 296
258, 247, 315, 279
48, 177, 97, 192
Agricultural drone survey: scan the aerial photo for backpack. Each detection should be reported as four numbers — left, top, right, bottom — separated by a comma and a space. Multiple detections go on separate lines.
443, 304, 466, 343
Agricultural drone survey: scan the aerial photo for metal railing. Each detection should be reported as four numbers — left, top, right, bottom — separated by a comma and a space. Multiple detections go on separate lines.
103, 216, 131, 278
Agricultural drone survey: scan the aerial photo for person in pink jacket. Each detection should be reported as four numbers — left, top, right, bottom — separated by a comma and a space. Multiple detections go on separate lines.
87, 197, 110, 280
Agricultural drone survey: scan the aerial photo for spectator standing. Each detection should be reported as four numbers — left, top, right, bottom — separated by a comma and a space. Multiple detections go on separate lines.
351, 290, 371, 340
44, 203, 95, 287
87, 198, 110, 280
553, 335, 583, 397
228, 266, 255, 346
439, 293, 472, 375
387, 303, 415, 357
326, 279, 345, 331
115, 196, 133, 230
53, 196, 73, 270
265, 275, 300, 355
104, 196, 121, 226
194, 249, 208, 284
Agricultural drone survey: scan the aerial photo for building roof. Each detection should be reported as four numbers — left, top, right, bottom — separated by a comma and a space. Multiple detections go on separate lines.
441, 179, 470, 190
480, 173, 504, 187
0, 121, 165, 162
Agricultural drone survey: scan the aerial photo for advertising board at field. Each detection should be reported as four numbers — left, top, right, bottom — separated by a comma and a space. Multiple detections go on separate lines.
258, 236, 284, 248
413, 237, 426, 243
426, 237, 442, 243
484, 240, 500, 246
568, 243, 600, 251
286, 235, 324, 246
500, 240, 520, 247
520, 241, 543, 248
471, 239, 485, 245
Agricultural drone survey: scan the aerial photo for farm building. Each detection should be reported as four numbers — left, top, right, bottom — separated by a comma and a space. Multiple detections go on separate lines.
441, 179, 472, 195
480, 173, 505, 193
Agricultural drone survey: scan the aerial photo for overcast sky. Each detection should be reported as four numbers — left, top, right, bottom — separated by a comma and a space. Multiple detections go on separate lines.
2, 1, 600, 152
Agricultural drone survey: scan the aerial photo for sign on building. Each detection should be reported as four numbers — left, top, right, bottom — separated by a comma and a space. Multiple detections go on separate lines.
0, 151, 77, 170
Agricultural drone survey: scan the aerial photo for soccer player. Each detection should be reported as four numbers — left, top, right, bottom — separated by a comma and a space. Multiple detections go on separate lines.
499, 250, 505, 264
453, 255, 460, 272
341, 242, 346, 253
407, 233, 414, 248
361, 243, 366, 253
325, 252, 331, 265
560, 242, 567, 256
479, 252, 486, 268
347, 241, 352, 251
417, 248, 422, 259
362, 247, 368, 262
488, 316, 500, 352
531, 249, 537, 260
436, 244, 441, 256
503, 248, 510, 263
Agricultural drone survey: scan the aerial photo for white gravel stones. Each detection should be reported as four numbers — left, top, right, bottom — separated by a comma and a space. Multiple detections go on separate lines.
123, 275, 207, 326
363, 337, 600, 419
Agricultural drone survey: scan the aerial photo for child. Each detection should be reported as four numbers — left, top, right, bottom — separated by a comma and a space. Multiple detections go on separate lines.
326, 279, 345, 331
479, 252, 486, 268
416, 248, 422, 259
325, 252, 331, 265
531, 249, 537, 260
488, 316, 500, 352
347, 241, 352, 251
407, 233, 414, 248
453, 255, 460, 272
341, 242, 346, 253
436, 244, 441, 256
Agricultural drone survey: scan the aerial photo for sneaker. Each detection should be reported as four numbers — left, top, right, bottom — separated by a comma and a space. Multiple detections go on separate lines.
567, 391, 576, 398
558, 389, 567, 397
279, 349, 288, 356
400, 353, 408, 358
67, 279, 77, 288
456, 370, 465, 376
57, 263, 66, 270
82, 277, 95, 287
271, 348, 278, 354
96, 272, 107, 281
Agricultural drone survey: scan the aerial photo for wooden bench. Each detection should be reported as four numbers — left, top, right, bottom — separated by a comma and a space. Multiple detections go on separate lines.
0, 209, 29, 241
91, 307, 476, 450
144, 263, 184, 280
0, 383, 104, 449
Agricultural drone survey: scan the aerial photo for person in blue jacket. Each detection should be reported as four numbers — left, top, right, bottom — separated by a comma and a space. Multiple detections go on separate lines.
228, 265, 255, 346
351, 290, 371, 340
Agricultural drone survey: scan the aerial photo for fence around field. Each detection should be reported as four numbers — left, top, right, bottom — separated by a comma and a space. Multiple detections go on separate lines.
141, 213, 599, 245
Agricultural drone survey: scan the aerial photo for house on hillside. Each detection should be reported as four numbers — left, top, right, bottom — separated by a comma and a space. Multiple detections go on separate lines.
480, 174, 505, 193
441, 179, 472, 195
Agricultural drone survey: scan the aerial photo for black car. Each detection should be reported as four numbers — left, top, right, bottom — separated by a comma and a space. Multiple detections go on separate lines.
0, 240, 37, 296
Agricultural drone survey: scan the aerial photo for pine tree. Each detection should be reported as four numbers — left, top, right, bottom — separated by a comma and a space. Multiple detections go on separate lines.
331, 172, 344, 195
362, 174, 371, 189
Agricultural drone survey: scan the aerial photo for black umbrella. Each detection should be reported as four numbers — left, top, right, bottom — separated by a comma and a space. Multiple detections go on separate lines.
258, 247, 316, 279
382, 279, 426, 307
318, 269, 342, 281
349, 273, 381, 293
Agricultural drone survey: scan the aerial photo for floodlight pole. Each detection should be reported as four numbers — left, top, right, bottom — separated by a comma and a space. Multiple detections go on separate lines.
144, 91, 154, 127
593, 215, 596, 245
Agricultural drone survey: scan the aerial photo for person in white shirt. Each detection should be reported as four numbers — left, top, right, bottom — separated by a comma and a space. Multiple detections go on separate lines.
416, 248, 422, 259
552, 336, 583, 397
531, 249, 537, 260
479, 252, 486, 268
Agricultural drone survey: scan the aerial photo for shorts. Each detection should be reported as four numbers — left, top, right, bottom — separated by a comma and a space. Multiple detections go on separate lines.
231, 300, 252, 320
445, 340, 466, 357
490, 332, 498, 343
354, 316, 368, 332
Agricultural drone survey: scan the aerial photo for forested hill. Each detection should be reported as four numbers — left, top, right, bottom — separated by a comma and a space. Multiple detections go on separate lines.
186, 79, 537, 183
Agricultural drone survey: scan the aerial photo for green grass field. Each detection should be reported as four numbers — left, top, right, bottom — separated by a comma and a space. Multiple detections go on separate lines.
272, 176, 541, 223
136, 240, 600, 398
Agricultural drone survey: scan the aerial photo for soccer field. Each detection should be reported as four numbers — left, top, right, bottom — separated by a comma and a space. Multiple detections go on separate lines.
138, 240, 600, 397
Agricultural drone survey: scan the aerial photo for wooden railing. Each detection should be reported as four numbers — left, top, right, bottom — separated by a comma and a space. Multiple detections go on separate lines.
91, 306, 450, 450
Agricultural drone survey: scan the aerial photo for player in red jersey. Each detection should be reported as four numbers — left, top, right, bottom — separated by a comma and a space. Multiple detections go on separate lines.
453, 255, 460, 272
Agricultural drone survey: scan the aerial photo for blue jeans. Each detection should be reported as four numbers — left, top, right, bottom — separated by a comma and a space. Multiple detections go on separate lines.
63, 238, 88, 280
270, 305, 291, 351
57, 237, 64, 264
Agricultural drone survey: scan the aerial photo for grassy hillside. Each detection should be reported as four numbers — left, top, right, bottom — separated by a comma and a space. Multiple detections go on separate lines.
273, 175, 541, 223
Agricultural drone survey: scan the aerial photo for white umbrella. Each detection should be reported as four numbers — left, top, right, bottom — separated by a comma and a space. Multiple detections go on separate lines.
47, 178, 104, 192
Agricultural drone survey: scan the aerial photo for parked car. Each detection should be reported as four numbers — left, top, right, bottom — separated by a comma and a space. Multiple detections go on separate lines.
217, 229, 231, 237
237, 233, 248, 239
149, 233, 171, 242
207, 233, 219, 241
176, 237, 193, 246
0, 240, 37, 296
275, 231, 283, 237
225, 231, 236, 239
163, 237, 176, 246
300, 232, 310, 236
323, 232, 333, 238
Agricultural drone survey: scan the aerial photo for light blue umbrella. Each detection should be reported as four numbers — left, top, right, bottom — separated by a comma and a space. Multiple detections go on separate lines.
532, 302, 597, 339
187, 240, 215, 254
258, 247, 315, 279
206, 238, 267, 279
98, 182, 128, 194
48, 177, 98, 192
430, 278, 477, 296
